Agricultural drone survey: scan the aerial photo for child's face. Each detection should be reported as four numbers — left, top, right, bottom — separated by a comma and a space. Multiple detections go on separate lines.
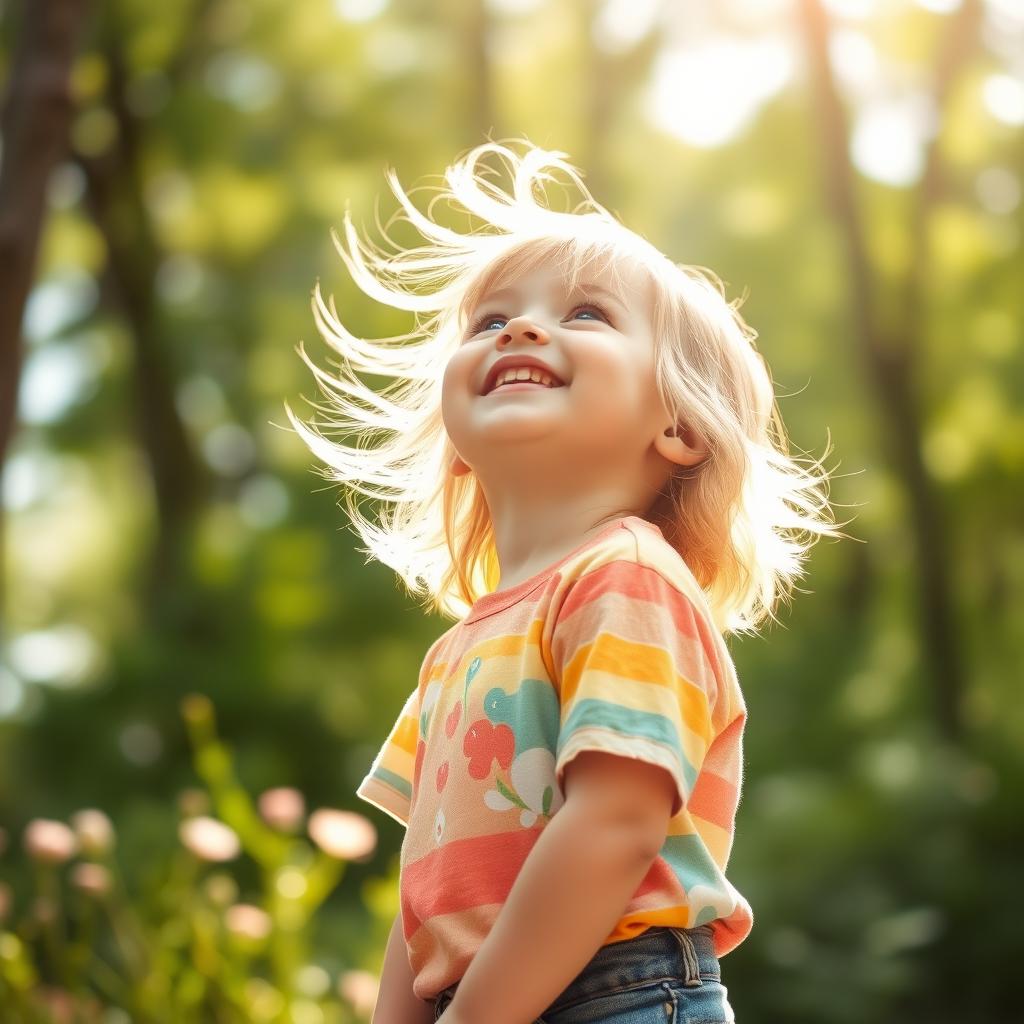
441, 254, 697, 499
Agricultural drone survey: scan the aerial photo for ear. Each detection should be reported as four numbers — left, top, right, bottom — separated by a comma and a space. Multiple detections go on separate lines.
654, 423, 707, 468
449, 452, 472, 477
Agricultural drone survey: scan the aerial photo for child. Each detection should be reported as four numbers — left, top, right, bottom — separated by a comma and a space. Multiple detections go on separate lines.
287, 139, 845, 1024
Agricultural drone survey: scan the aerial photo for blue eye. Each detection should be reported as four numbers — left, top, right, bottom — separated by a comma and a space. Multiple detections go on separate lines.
466, 301, 611, 338
465, 313, 506, 336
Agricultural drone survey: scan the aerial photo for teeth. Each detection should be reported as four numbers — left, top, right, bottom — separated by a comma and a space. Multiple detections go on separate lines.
493, 366, 559, 390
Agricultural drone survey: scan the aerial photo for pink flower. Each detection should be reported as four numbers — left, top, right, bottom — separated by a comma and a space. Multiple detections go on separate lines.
179, 816, 241, 862
307, 809, 377, 861
70, 862, 111, 897
338, 969, 379, 1017
24, 819, 77, 864
258, 787, 305, 832
32, 986, 78, 1024
225, 902, 272, 941
70, 809, 115, 857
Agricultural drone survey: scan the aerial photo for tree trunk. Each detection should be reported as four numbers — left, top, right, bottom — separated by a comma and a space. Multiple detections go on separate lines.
463, 0, 496, 148
0, 0, 93, 631
798, 0, 981, 742
74, 35, 207, 607
576, 1, 659, 207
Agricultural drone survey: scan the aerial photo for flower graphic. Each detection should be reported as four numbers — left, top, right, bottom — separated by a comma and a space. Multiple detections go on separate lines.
414, 740, 426, 791
463, 719, 514, 780
445, 702, 461, 737
463, 656, 481, 702
420, 682, 442, 740
483, 747, 564, 826
440, 656, 479, 744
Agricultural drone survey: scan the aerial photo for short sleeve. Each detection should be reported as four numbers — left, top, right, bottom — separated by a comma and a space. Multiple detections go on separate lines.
551, 559, 722, 819
355, 686, 420, 828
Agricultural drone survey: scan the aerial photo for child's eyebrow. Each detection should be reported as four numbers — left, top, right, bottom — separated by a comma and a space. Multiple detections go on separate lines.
474, 281, 627, 313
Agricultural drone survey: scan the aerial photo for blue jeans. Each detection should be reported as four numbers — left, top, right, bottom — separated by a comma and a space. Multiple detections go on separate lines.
431, 924, 735, 1023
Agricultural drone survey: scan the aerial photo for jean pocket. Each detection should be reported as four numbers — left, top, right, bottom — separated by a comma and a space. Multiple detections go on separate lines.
542, 979, 677, 1023
665, 977, 736, 1024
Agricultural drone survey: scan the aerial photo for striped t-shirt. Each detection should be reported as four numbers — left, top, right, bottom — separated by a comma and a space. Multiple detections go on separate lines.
356, 514, 753, 1000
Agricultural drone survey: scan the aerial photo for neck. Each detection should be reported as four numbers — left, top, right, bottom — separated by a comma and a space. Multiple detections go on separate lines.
478, 492, 638, 593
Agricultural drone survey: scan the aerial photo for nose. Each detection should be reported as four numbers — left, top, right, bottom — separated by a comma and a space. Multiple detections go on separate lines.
497, 315, 550, 346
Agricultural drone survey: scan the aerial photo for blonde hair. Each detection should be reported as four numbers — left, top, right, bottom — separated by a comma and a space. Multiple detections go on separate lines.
285, 139, 850, 635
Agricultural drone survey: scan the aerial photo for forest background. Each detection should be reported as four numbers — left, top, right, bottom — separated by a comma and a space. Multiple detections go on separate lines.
0, 0, 1021, 1021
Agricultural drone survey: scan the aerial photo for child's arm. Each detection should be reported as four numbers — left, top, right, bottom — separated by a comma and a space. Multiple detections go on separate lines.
439, 750, 676, 1024
371, 910, 434, 1024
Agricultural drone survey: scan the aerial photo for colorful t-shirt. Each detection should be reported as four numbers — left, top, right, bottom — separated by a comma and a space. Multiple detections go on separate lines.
356, 514, 752, 1000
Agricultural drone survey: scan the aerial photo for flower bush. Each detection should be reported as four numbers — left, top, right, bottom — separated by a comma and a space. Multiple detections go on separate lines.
0, 694, 384, 1023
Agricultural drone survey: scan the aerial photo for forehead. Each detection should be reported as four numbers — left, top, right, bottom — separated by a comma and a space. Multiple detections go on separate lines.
460, 240, 651, 317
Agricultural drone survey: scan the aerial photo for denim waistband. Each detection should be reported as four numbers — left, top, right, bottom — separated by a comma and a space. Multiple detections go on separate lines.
432, 924, 718, 1018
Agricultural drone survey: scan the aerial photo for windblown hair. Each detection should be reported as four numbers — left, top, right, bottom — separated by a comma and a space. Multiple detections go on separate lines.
285, 139, 849, 635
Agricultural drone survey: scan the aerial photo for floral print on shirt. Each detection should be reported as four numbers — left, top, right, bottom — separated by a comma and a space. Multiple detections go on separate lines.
418, 656, 567, 838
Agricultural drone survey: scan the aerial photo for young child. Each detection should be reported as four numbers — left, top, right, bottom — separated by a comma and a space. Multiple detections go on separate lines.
287, 140, 844, 1024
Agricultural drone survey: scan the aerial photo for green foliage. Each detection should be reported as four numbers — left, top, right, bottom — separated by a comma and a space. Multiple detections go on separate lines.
0, 695, 391, 1022
1, 1, 1021, 1021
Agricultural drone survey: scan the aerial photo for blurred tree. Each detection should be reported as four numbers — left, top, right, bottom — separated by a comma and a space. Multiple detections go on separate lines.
0, 0, 91, 622
461, 0, 494, 147
71, 3, 210, 609
798, 0, 983, 742
575, 0, 661, 202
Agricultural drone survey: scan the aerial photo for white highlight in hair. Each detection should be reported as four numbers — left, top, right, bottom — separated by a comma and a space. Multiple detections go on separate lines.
285, 138, 852, 634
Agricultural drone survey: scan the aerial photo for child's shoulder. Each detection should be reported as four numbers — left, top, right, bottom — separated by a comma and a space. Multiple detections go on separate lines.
564, 515, 710, 614
555, 516, 742, 716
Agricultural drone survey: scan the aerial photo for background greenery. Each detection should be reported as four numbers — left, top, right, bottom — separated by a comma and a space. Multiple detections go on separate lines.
1, 0, 1021, 1020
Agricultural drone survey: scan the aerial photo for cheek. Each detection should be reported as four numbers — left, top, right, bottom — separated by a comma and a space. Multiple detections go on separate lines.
444, 345, 476, 382
441, 349, 467, 391
575, 351, 663, 435
572, 340, 648, 398
440, 351, 474, 426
